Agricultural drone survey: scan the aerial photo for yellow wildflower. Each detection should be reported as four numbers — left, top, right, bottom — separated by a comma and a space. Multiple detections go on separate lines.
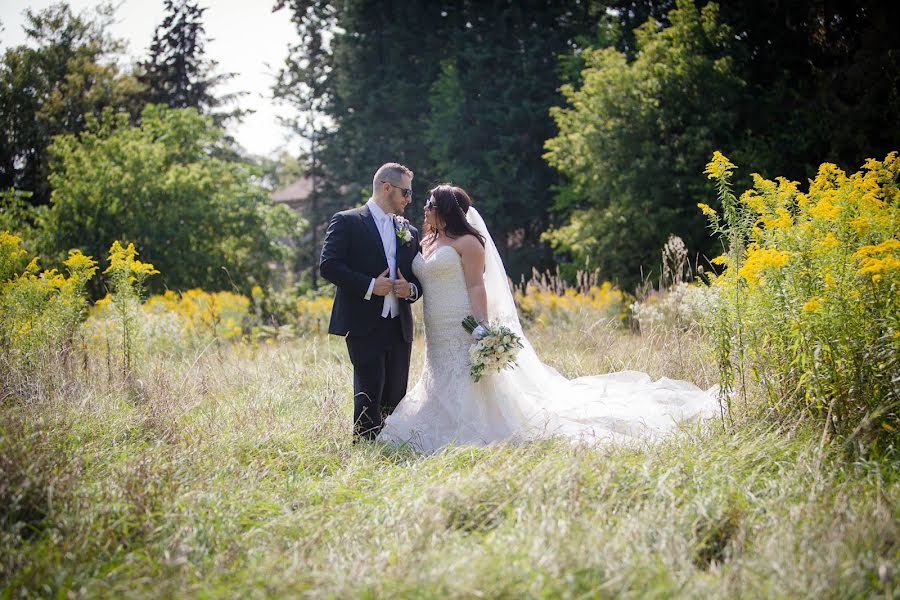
809, 162, 847, 194
751, 173, 777, 195
853, 239, 900, 278
0, 231, 27, 258
854, 239, 900, 258
738, 247, 791, 284
762, 207, 792, 229
802, 297, 823, 313
131, 260, 160, 277
63, 249, 98, 282
740, 189, 767, 214
705, 151, 736, 180
697, 203, 718, 218
813, 232, 840, 253
808, 194, 841, 220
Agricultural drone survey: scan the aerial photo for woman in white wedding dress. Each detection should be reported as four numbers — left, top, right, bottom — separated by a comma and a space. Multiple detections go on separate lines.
378, 184, 720, 453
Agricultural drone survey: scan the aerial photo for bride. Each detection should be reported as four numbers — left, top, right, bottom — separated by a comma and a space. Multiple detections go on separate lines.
378, 184, 720, 453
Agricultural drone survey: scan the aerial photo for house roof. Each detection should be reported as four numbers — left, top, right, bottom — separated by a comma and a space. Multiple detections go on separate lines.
272, 177, 314, 203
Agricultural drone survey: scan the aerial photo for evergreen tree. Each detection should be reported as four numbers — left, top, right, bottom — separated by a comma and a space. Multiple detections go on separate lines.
424, 0, 598, 277
137, 0, 247, 127
275, 0, 446, 289
275, 0, 599, 280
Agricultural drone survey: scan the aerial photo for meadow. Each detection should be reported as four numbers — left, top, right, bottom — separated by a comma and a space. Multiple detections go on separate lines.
2, 304, 896, 598
2, 153, 898, 597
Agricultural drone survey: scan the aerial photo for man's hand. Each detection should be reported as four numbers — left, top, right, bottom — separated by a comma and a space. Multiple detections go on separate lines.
372, 268, 393, 296
393, 268, 413, 299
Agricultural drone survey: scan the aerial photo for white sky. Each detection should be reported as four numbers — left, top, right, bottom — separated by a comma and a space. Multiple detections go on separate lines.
0, 0, 302, 158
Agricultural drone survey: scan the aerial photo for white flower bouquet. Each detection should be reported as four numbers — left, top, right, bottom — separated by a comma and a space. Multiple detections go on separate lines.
461, 315, 524, 382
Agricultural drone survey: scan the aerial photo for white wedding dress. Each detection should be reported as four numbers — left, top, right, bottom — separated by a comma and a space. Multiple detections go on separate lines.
378, 208, 720, 453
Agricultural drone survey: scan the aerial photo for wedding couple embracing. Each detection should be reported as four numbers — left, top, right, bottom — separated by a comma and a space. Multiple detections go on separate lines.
320, 162, 718, 453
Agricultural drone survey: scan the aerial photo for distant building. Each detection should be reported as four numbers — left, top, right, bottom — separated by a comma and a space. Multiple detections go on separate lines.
271, 177, 314, 213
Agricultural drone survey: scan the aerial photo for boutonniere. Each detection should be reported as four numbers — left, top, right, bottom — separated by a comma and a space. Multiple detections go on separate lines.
395, 216, 413, 246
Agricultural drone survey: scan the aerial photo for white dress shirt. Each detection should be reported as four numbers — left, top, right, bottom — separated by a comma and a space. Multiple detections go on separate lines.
363, 199, 418, 316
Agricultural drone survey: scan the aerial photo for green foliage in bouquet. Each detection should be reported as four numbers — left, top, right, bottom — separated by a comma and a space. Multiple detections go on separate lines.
462, 316, 525, 383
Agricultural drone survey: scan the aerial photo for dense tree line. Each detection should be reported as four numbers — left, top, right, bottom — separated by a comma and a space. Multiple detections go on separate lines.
274, 0, 602, 278
2, 1, 895, 292
275, 0, 899, 288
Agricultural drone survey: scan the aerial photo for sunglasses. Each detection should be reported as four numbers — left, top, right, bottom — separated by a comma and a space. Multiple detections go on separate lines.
381, 180, 412, 198
424, 198, 436, 211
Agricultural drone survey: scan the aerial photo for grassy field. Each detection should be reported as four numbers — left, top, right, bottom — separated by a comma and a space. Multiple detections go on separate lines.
2, 316, 897, 598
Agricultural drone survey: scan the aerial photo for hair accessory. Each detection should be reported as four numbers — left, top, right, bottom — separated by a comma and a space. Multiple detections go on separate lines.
449, 187, 462, 209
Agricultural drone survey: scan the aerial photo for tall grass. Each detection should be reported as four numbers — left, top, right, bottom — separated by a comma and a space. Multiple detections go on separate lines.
2, 215, 896, 597
2, 310, 896, 598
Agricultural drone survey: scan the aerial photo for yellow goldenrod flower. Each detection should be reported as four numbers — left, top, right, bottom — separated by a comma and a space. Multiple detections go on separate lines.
697, 203, 718, 218
762, 207, 792, 229
808, 197, 841, 220
812, 232, 841, 254
751, 173, 776, 195
705, 151, 736, 180
853, 239, 900, 279
809, 162, 847, 194
740, 188, 767, 214
95, 294, 112, 308
802, 297, 823, 313
854, 239, 900, 258
738, 247, 791, 284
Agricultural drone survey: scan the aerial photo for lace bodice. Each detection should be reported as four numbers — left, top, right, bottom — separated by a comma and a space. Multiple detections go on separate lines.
412, 245, 473, 381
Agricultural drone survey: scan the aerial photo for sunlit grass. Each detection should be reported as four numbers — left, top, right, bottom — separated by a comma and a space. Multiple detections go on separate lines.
2, 317, 896, 598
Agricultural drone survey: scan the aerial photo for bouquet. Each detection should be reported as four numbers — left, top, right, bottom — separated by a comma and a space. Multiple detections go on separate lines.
461, 315, 524, 382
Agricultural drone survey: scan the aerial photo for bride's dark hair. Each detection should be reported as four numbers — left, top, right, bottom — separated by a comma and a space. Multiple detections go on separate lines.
425, 184, 486, 248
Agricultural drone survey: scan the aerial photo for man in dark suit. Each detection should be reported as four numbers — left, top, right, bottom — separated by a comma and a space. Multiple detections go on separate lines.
319, 162, 424, 441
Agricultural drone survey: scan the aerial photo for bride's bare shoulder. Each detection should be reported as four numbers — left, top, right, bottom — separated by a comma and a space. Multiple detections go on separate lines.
452, 233, 485, 256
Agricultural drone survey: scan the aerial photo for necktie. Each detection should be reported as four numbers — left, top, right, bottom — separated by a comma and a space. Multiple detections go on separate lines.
380, 214, 398, 318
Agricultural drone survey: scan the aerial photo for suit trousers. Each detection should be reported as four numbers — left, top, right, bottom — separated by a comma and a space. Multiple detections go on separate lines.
344, 316, 411, 440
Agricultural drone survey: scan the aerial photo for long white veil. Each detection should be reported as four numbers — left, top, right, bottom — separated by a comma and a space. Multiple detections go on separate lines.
465, 207, 719, 445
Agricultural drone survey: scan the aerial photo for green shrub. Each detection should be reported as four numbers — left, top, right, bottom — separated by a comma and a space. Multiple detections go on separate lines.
701, 152, 899, 451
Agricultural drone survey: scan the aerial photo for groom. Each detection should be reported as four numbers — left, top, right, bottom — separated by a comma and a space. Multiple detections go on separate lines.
319, 162, 424, 441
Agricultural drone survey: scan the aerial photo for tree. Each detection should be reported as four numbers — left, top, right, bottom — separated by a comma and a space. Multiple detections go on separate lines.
137, 0, 248, 128
274, 0, 602, 281
544, 0, 900, 288
0, 2, 144, 206
274, 0, 447, 289
423, 1, 599, 278
720, 0, 900, 182
544, 0, 742, 288
44, 104, 301, 297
